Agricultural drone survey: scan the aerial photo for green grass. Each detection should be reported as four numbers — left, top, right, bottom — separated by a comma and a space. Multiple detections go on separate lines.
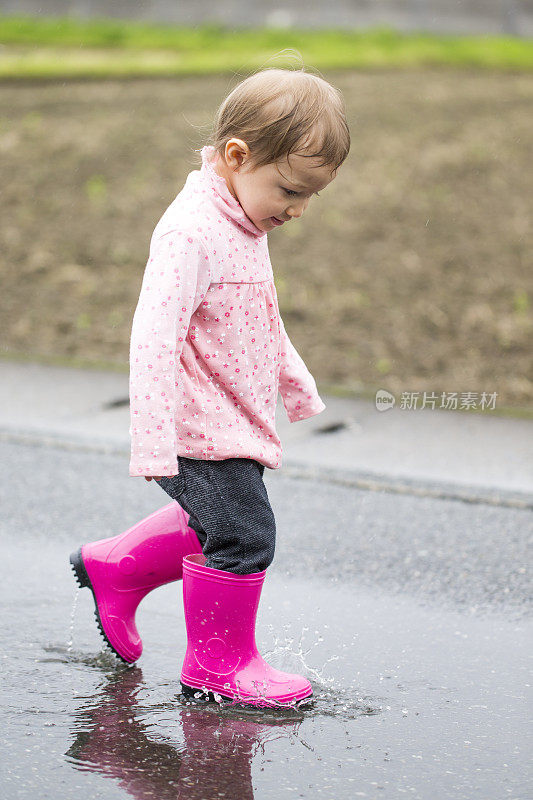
0, 14, 532, 79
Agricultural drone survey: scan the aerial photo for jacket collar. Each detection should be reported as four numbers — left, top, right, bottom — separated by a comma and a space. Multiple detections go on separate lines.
199, 145, 266, 237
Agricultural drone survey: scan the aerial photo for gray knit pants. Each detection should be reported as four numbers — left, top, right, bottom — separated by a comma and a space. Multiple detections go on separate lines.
155, 456, 276, 575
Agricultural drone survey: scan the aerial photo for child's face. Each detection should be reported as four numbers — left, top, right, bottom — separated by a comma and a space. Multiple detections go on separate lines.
214, 139, 338, 233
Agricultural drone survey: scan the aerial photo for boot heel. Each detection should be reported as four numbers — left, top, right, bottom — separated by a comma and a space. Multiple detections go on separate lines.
69, 547, 132, 664
70, 548, 91, 589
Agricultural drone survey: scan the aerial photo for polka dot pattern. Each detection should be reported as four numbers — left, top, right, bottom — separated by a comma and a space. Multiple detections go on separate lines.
129, 145, 325, 477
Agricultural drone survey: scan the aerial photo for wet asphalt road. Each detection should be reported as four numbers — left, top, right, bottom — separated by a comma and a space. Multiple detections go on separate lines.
1, 439, 531, 800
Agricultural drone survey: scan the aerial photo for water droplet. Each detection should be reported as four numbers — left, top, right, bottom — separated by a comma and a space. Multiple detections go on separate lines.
66, 587, 80, 653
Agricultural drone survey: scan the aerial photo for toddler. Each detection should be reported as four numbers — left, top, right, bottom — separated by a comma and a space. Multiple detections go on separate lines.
70, 67, 350, 707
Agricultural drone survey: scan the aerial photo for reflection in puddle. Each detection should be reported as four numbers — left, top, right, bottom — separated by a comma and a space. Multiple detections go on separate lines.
66, 666, 301, 800
62, 651, 384, 799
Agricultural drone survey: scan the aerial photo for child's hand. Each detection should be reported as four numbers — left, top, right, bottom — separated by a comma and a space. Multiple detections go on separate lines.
144, 476, 172, 481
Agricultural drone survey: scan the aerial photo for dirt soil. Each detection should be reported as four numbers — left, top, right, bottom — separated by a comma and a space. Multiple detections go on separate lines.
1, 70, 532, 410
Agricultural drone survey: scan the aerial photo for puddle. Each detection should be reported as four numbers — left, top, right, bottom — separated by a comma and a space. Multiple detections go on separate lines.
1, 440, 531, 799
3, 563, 528, 799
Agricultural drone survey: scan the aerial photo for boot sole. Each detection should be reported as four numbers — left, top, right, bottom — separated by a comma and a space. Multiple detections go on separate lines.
180, 680, 313, 708
180, 682, 233, 703
69, 547, 133, 665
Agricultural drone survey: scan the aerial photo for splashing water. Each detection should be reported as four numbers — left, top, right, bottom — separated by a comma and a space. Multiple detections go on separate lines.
263, 623, 339, 689
66, 586, 80, 653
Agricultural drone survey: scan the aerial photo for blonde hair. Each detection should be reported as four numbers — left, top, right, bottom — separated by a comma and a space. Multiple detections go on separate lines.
203, 67, 350, 176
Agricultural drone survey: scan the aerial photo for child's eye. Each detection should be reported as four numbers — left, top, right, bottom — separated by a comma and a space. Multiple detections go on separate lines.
282, 187, 321, 198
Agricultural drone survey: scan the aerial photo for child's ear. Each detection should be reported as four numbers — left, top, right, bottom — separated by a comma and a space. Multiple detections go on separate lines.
225, 138, 250, 171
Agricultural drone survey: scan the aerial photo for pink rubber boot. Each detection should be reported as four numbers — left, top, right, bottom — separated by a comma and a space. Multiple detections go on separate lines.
70, 502, 203, 663
180, 553, 313, 708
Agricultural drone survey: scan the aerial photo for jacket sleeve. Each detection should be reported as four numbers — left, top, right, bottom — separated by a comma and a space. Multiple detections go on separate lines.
277, 313, 326, 423
129, 231, 211, 477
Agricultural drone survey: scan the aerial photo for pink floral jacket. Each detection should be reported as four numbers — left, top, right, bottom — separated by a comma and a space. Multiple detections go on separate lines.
129, 145, 325, 476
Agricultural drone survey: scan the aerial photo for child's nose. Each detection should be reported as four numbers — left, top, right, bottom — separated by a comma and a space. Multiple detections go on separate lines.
287, 198, 309, 218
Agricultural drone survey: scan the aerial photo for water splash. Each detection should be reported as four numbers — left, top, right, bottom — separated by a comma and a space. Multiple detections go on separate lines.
263, 622, 339, 689
66, 586, 80, 653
